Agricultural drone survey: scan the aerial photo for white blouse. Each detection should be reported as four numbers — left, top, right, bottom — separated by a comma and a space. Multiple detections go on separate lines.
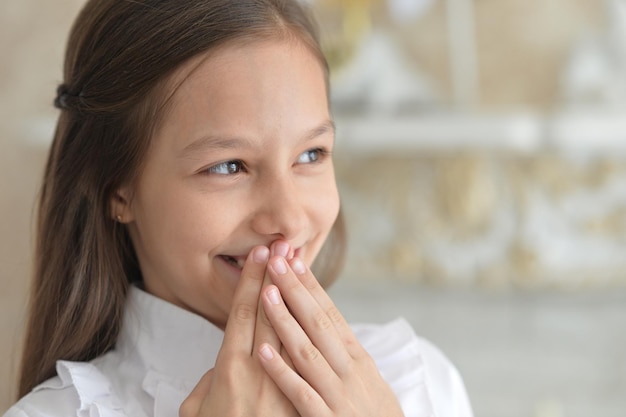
4, 287, 473, 417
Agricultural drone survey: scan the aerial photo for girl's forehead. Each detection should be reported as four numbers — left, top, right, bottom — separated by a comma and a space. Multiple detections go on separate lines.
164, 36, 323, 101
149, 38, 330, 154
166, 40, 326, 114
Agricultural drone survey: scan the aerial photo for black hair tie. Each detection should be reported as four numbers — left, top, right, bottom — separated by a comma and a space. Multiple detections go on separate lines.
54, 84, 82, 110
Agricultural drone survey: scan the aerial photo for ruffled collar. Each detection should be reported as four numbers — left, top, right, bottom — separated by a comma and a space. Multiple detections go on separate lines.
117, 286, 225, 416
116, 286, 224, 385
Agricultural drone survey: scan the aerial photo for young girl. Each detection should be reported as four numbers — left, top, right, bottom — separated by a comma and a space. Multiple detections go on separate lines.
4, 1, 473, 416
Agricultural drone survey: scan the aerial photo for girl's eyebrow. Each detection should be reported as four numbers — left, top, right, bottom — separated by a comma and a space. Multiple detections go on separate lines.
179, 135, 255, 158
304, 119, 336, 142
178, 119, 335, 158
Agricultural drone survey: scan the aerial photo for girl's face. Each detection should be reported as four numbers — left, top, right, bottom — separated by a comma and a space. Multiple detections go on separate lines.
118, 39, 339, 328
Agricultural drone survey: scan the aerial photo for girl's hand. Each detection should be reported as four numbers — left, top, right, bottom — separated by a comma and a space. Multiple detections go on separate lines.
258, 252, 406, 417
179, 243, 299, 417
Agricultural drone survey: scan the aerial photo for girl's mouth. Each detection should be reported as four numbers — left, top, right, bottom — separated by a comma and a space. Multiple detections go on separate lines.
220, 245, 304, 271
220, 255, 245, 269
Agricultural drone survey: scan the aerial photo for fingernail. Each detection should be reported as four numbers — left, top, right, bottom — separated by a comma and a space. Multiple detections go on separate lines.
259, 344, 274, 361
271, 257, 288, 275
272, 241, 290, 258
252, 246, 269, 264
291, 258, 306, 275
267, 287, 281, 305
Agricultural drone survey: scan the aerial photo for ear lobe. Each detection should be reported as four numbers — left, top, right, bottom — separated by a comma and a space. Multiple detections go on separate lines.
110, 187, 134, 223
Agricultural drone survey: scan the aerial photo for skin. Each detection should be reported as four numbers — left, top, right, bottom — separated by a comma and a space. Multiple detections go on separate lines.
113, 37, 405, 417
114, 38, 338, 328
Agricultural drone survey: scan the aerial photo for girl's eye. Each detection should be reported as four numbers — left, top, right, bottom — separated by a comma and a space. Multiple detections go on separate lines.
206, 160, 245, 175
297, 148, 327, 164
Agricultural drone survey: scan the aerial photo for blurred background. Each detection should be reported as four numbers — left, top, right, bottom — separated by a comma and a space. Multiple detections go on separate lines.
1, 0, 625, 416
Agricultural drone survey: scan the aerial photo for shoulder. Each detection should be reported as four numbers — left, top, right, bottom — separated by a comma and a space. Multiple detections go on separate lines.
352, 318, 474, 417
3, 361, 126, 417
3, 376, 79, 417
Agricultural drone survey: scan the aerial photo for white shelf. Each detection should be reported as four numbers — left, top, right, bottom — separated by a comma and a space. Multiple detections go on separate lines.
335, 110, 626, 155
335, 112, 543, 153
549, 111, 626, 153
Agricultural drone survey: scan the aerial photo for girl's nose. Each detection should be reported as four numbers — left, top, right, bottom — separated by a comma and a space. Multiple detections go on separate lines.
250, 176, 307, 241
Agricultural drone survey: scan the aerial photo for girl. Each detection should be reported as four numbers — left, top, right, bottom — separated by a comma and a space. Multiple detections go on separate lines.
4, 1, 473, 416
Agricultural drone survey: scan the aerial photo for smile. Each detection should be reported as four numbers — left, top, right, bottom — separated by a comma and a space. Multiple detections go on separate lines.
220, 255, 245, 269
219, 245, 305, 272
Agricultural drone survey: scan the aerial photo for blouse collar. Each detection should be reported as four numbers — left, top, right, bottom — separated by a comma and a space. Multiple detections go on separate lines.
116, 286, 225, 385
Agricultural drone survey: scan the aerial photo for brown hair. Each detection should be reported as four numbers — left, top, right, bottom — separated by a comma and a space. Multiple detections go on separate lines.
18, 0, 345, 398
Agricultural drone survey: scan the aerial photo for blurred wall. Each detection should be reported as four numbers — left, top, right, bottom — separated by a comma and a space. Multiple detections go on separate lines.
335, 151, 626, 289
0, 0, 85, 408
317, 0, 626, 289
318, 0, 605, 110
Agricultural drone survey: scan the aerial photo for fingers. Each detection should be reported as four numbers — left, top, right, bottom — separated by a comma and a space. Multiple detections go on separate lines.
272, 240, 295, 261
286, 258, 357, 349
259, 270, 404, 417
252, 270, 280, 355
257, 343, 328, 417
220, 242, 402, 417
222, 246, 269, 351
252, 241, 290, 356
254, 240, 294, 361
261, 283, 343, 401
179, 369, 213, 417
267, 256, 361, 369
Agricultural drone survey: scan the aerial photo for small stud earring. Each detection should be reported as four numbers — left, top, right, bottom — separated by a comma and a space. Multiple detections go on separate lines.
116, 215, 123, 222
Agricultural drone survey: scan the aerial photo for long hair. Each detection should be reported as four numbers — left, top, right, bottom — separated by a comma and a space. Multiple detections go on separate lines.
18, 0, 346, 398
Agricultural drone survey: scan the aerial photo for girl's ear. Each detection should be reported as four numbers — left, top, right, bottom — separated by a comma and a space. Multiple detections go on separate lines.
110, 187, 135, 223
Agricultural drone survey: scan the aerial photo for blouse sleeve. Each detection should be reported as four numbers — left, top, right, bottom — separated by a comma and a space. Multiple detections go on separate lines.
2, 361, 126, 417
417, 336, 474, 417
352, 317, 474, 417
2, 407, 28, 417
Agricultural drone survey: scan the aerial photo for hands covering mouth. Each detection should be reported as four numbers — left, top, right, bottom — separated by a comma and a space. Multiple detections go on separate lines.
182, 239, 406, 417
220, 242, 300, 269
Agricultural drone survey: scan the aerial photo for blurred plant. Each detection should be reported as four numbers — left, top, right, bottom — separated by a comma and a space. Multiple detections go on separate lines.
318, 0, 434, 71
319, 0, 375, 72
